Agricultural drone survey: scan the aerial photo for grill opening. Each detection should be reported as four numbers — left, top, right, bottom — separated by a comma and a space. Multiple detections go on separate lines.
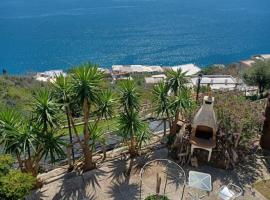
195, 125, 213, 140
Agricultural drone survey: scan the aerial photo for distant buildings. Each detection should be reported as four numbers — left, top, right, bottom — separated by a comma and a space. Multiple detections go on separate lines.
190, 75, 240, 90
239, 54, 270, 69
35, 70, 66, 82
239, 59, 255, 69
252, 54, 270, 61
168, 63, 201, 76
145, 74, 167, 84
98, 68, 110, 74
112, 65, 163, 75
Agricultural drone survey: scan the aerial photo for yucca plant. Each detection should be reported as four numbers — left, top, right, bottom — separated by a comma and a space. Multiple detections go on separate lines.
117, 79, 150, 157
32, 89, 60, 133
52, 74, 83, 165
152, 82, 171, 136
0, 107, 65, 176
70, 63, 113, 171
169, 87, 196, 136
166, 69, 188, 96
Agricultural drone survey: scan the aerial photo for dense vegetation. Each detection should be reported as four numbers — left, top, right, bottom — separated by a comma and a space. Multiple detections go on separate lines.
0, 154, 36, 200
0, 76, 46, 113
243, 60, 270, 97
214, 91, 265, 146
201, 63, 242, 77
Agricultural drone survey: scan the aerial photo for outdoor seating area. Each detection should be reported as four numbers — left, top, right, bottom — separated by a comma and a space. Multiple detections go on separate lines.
27, 148, 269, 200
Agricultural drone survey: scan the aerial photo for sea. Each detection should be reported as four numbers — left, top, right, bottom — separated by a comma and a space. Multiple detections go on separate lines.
0, 0, 270, 74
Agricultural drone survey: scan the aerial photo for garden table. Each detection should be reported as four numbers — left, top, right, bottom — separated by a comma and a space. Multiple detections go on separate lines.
188, 171, 212, 199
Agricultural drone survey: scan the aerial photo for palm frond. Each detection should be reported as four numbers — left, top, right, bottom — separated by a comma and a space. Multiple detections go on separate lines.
70, 63, 104, 105
118, 79, 140, 113
166, 69, 188, 95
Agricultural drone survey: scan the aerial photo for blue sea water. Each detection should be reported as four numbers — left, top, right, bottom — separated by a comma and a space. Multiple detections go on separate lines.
0, 0, 270, 74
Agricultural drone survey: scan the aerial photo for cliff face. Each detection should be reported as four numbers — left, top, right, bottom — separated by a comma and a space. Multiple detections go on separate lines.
260, 92, 270, 150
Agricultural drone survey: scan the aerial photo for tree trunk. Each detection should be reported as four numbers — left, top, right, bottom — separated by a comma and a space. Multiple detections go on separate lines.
24, 158, 39, 177
171, 110, 180, 136
65, 106, 75, 164
259, 84, 264, 98
82, 98, 94, 171
166, 109, 172, 130
16, 151, 24, 171
163, 118, 167, 137
67, 106, 84, 149
129, 126, 137, 157
260, 92, 270, 150
102, 144, 106, 161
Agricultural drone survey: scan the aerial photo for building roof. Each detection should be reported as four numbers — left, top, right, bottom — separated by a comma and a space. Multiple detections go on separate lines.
35, 70, 66, 82
239, 59, 255, 67
145, 74, 166, 84
171, 64, 201, 76
43, 70, 64, 77
112, 65, 163, 74
152, 74, 167, 78
190, 75, 238, 90
252, 54, 270, 61
98, 68, 110, 74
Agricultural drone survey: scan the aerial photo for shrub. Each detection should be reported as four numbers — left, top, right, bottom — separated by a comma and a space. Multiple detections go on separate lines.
243, 60, 270, 97
214, 91, 265, 145
0, 154, 14, 176
0, 155, 36, 200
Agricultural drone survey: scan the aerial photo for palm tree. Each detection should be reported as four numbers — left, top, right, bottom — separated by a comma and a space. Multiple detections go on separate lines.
70, 63, 104, 171
166, 69, 188, 95
0, 109, 31, 171
95, 90, 115, 121
166, 69, 194, 136
152, 82, 171, 136
30, 88, 65, 175
32, 89, 59, 133
0, 108, 65, 177
95, 90, 116, 160
118, 111, 149, 156
118, 79, 149, 157
169, 87, 195, 136
118, 79, 140, 114
52, 74, 80, 164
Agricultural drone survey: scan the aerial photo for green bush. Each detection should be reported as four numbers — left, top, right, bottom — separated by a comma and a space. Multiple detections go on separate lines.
0, 155, 36, 200
0, 154, 14, 176
243, 60, 270, 97
144, 194, 170, 200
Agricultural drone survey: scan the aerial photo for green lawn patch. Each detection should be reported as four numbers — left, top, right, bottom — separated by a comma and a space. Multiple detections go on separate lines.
59, 117, 118, 136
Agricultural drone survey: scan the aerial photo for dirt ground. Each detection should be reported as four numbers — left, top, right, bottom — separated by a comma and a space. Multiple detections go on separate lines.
27, 147, 270, 200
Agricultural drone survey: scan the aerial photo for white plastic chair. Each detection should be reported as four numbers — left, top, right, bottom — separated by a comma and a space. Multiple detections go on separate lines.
218, 183, 243, 200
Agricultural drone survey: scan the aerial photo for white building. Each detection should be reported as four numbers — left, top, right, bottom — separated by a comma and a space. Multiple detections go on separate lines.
112, 65, 163, 75
98, 68, 110, 74
239, 54, 270, 69
239, 60, 255, 69
170, 64, 201, 76
190, 75, 240, 90
145, 74, 166, 84
35, 70, 66, 82
252, 54, 270, 61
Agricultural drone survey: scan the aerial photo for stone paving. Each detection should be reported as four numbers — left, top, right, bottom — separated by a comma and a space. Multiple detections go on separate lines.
27, 148, 270, 200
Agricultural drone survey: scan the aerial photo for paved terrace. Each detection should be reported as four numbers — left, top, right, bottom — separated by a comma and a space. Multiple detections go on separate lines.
27, 148, 270, 200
